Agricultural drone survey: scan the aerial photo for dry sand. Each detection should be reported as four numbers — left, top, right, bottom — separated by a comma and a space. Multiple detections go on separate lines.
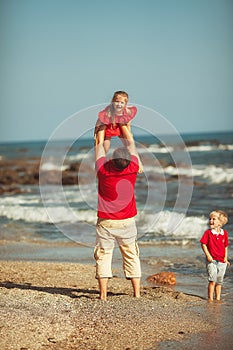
0, 260, 216, 350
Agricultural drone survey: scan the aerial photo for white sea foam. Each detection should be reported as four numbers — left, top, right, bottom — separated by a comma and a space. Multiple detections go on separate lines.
0, 204, 49, 222
0, 197, 207, 241
40, 162, 69, 171
187, 144, 233, 152
0, 195, 41, 205
67, 153, 94, 162
0, 201, 97, 224
144, 164, 233, 184
0, 188, 207, 239
138, 211, 208, 239
0, 187, 97, 224
143, 165, 191, 176
45, 208, 97, 224
0, 193, 50, 222
145, 143, 233, 154
145, 145, 174, 153
192, 165, 233, 183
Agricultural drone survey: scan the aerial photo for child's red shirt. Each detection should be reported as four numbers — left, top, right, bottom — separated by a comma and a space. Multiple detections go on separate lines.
98, 106, 137, 138
200, 229, 229, 262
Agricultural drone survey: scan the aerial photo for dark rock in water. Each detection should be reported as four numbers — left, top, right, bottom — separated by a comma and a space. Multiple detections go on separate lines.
62, 170, 79, 185
185, 139, 220, 147
0, 157, 82, 190
0, 159, 39, 186
0, 185, 28, 195
39, 170, 61, 185
68, 162, 81, 172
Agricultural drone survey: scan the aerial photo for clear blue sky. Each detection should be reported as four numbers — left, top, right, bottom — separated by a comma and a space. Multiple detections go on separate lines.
0, 0, 233, 142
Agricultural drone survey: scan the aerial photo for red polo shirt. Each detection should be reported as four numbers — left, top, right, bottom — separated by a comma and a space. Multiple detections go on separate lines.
96, 155, 138, 219
200, 229, 229, 262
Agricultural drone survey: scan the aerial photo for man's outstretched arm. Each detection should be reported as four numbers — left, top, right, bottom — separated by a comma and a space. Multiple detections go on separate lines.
121, 125, 143, 172
94, 138, 106, 161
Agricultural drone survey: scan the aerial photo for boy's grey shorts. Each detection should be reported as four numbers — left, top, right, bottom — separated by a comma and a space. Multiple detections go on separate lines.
206, 260, 227, 284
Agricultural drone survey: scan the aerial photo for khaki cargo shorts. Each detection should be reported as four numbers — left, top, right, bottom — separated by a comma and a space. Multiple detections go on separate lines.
94, 217, 141, 279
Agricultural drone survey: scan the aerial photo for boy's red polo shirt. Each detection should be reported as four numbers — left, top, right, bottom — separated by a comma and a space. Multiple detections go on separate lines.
200, 229, 228, 262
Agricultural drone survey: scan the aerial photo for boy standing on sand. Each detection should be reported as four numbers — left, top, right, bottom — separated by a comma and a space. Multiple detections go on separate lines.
200, 210, 230, 302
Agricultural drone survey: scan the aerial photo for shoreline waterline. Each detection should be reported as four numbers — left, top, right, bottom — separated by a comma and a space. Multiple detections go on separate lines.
1, 238, 232, 301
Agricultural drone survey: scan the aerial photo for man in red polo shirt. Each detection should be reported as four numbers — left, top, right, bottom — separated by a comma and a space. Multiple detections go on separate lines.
94, 128, 141, 300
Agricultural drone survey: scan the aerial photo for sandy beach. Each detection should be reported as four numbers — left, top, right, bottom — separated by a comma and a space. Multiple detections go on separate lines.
1, 258, 230, 350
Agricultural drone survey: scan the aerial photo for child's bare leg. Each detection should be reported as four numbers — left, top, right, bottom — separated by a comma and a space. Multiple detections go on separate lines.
120, 124, 133, 145
208, 281, 215, 301
95, 128, 105, 146
103, 138, 111, 153
215, 284, 222, 300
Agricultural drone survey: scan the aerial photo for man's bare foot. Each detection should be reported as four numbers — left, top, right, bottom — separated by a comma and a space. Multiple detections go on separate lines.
215, 299, 225, 304
99, 296, 107, 301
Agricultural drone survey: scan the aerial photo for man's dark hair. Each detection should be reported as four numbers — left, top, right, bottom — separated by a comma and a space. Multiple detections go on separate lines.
112, 147, 131, 169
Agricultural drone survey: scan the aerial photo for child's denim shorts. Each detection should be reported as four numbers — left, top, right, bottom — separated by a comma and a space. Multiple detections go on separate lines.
206, 260, 227, 284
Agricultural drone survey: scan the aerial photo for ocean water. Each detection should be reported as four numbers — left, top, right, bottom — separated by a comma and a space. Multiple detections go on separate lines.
0, 131, 232, 299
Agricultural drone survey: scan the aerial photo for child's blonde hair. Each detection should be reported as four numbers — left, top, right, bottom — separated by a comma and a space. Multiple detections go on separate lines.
210, 210, 228, 225
111, 91, 129, 103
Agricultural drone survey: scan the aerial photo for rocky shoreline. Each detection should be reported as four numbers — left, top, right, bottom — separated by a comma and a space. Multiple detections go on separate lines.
0, 260, 215, 350
0, 136, 223, 195
0, 157, 82, 195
